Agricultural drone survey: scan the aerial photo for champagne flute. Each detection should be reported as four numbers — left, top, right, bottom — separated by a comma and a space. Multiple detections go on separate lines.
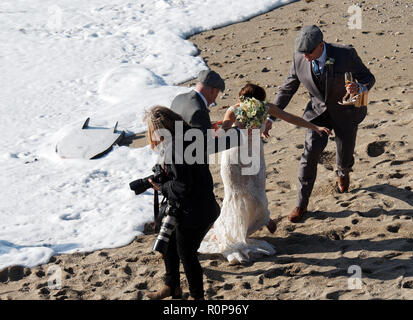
344, 72, 353, 85
345, 72, 354, 100
339, 72, 355, 105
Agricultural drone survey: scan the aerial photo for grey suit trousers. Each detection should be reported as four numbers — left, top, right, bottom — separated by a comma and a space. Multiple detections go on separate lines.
297, 111, 358, 209
273, 43, 374, 209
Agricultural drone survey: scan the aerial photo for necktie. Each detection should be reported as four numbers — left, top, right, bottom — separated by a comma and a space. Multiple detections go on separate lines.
313, 60, 321, 76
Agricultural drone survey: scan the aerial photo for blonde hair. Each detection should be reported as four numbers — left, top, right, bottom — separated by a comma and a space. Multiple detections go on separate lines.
144, 105, 186, 149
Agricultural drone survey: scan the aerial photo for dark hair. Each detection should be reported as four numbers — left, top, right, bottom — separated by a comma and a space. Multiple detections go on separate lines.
238, 83, 266, 101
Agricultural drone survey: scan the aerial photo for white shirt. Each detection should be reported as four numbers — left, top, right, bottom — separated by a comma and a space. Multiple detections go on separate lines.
312, 42, 327, 74
194, 89, 208, 108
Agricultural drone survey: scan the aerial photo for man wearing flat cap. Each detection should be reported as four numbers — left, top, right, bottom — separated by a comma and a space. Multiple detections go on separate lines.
171, 69, 225, 134
268, 25, 375, 222
171, 69, 242, 157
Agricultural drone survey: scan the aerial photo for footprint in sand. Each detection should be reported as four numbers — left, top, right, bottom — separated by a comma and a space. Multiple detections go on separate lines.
318, 150, 335, 165
276, 181, 291, 189
325, 290, 349, 300
390, 141, 406, 150
324, 230, 345, 241
390, 160, 406, 166
123, 264, 132, 276
388, 172, 405, 179
242, 282, 251, 289
382, 199, 394, 208
367, 141, 388, 157
386, 225, 400, 233
223, 283, 234, 290
125, 256, 139, 263
135, 281, 148, 290
402, 281, 413, 289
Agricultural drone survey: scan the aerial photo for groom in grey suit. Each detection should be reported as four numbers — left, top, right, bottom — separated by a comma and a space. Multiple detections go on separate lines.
268, 25, 375, 222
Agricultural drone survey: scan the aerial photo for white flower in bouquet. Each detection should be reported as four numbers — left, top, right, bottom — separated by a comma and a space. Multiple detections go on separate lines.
234, 96, 268, 129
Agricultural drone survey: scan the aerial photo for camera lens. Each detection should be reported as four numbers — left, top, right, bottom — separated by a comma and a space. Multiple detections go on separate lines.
129, 176, 154, 195
152, 215, 176, 254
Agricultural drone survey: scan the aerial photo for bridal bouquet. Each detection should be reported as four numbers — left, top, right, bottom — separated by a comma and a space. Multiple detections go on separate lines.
234, 96, 268, 129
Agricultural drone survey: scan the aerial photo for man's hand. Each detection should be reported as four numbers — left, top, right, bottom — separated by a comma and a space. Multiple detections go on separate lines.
148, 178, 161, 191
315, 126, 331, 137
262, 119, 273, 139
345, 82, 359, 95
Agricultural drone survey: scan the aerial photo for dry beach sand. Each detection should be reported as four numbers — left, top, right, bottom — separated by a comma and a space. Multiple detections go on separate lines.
1, 0, 412, 300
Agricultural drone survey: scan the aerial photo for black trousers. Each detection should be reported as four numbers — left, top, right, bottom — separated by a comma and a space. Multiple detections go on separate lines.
163, 222, 212, 299
297, 111, 359, 209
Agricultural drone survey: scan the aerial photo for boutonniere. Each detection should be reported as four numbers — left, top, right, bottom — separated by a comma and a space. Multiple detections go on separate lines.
325, 57, 335, 76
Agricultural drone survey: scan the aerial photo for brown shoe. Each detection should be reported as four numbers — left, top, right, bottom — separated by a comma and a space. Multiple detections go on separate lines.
147, 285, 182, 300
288, 207, 307, 223
337, 174, 350, 193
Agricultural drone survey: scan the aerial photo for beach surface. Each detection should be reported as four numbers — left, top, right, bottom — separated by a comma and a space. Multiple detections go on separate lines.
1, 0, 412, 300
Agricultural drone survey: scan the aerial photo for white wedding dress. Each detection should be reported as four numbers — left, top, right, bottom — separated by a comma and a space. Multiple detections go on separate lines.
199, 108, 276, 264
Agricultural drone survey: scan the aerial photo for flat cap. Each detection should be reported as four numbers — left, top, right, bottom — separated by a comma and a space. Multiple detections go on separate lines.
197, 70, 225, 91
295, 25, 323, 54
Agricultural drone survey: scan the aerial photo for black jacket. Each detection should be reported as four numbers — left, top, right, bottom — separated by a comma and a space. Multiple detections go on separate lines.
171, 90, 242, 155
171, 90, 211, 135
159, 125, 220, 228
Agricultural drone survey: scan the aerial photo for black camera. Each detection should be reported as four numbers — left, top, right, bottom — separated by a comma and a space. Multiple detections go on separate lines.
130, 164, 181, 255
129, 164, 167, 195
152, 203, 179, 255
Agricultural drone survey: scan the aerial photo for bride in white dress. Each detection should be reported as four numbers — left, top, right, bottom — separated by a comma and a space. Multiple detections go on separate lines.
199, 84, 330, 264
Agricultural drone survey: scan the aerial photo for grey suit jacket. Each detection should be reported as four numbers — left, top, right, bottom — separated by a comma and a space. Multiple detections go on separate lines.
171, 90, 211, 134
274, 43, 375, 127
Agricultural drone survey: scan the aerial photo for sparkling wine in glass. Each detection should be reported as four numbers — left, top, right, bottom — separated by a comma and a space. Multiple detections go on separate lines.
344, 72, 353, 85
339, 72, 356, 106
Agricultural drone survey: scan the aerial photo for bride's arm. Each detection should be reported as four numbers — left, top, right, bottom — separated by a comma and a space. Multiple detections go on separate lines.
221, 104, 239, 130
267, 103, 331, 136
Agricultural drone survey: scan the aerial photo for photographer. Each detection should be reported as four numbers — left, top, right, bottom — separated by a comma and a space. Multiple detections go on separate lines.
142, 106, 220, 300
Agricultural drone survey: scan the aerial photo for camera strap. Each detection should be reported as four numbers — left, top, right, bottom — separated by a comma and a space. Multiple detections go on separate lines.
154, 190, 159, 230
